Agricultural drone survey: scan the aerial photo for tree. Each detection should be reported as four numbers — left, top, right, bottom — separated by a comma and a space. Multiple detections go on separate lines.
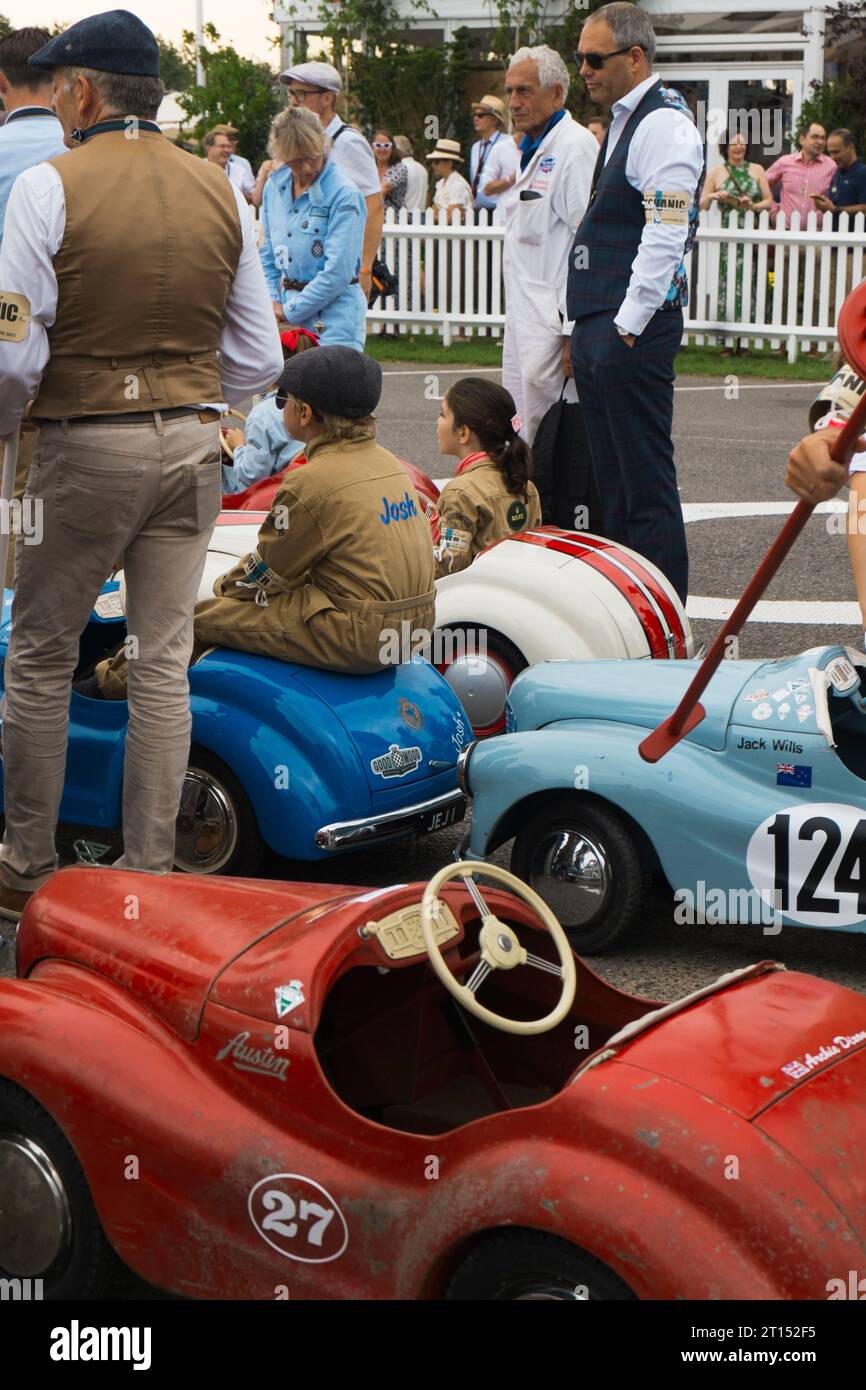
157, 35, 195, 92
0, 14, 12, 39
178, 24, 282, 168
794, 2, 866, 150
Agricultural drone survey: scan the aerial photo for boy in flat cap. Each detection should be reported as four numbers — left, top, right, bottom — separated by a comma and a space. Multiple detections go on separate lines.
0, 9, 282, 915
95, 347, 435, 688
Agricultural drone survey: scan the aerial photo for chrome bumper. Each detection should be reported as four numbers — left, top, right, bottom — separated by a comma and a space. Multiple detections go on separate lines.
315, 788, 467, 852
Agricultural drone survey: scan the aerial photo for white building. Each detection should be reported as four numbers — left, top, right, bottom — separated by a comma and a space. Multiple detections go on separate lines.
275, 1, 845, 161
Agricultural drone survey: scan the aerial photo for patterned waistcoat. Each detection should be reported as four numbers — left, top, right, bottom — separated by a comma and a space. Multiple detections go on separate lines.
566, 82, 704, 323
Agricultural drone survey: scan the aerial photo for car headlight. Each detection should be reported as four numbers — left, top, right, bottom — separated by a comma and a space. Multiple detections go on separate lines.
456, 740, 476, 796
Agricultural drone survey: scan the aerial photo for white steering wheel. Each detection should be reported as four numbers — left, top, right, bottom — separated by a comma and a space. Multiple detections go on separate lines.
421, 861, 577, 1035
219, 408, 248, 460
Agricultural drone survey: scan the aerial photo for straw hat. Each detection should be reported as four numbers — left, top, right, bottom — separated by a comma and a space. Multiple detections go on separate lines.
471, 95, 507, 125
427, 138, 464, 163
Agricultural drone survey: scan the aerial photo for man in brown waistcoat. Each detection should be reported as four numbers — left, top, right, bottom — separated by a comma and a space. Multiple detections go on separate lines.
0, 9, 283, 918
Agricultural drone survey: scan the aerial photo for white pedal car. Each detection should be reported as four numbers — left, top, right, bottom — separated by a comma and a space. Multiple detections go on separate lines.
164, 516, 692, 738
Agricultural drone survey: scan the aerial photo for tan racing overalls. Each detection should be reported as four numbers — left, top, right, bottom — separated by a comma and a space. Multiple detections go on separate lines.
434, 454, 542, 577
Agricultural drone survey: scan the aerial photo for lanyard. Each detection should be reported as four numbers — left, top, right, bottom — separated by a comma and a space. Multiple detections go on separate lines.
4, 107, 57, 124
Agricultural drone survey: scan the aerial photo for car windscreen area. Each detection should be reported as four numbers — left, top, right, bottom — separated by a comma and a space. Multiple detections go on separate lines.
829, 679, 866, 781
314, 920, 648, 1135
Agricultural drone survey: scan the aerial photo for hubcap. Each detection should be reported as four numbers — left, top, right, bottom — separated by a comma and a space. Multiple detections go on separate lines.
174, 768, 238, 874
0, 1131, 72, 1276
440, 652, 512, 736
527, 828, 611, 927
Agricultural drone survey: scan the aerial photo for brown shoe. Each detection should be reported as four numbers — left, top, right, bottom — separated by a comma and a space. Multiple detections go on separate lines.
0, 876, 34, 922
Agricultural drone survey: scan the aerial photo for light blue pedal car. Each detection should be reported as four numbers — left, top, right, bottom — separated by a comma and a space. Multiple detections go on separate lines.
459, 645, 866, 952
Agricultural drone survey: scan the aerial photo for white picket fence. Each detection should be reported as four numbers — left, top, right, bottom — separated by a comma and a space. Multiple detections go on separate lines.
367, 206, 866, 361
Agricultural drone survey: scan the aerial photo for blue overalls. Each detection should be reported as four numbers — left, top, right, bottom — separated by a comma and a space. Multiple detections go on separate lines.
260, 158, 367, 351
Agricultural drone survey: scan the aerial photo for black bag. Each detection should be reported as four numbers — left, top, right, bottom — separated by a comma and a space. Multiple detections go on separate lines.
368, 256, 398, 306
531, 385, 600, 532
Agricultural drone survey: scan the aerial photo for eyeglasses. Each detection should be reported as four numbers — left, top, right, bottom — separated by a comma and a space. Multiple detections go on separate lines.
288, 87, 324, 103
573, 46, 637, 69
275, 390, 288, 409
372, 140, 393, 149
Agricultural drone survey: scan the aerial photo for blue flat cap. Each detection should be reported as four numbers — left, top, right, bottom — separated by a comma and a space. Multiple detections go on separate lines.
277, 346, 382, 419
29, 9, 160, 77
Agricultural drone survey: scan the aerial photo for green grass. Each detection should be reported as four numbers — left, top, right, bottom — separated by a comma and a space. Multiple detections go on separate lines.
365, 332, 833, 380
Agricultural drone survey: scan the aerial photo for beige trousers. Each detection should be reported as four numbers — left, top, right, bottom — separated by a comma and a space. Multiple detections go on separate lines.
0, 412, 221, 890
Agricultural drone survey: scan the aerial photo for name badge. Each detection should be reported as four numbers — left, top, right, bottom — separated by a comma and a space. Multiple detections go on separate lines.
643, 190, 690, 225
0, 290, 31, 343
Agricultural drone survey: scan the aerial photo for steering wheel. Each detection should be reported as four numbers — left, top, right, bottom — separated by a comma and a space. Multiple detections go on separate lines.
219, 408, 248, 460
420, 861, 576, 1035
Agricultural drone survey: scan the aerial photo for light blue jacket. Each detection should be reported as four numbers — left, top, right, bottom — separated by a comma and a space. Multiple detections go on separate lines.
221, 392, 304, 495
0, 108, 66, 242
260, 157, 367, 351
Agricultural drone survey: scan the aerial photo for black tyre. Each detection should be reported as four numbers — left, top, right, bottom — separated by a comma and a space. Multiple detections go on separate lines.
447, 1230, 636, 1301
436, 625, 527, 738
0, 1078, 124, 1299
174, 746, 264, 876
511, 795, 643, 952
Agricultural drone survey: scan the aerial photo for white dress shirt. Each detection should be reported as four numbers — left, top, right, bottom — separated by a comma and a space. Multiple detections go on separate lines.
0, 161, 283, 436
401, 156, 429, 211
604, 74, 704, 337
433, 170, 474, 214
481, 136, 521, 221
228, 153, 255, 198
324, 114, 380, 198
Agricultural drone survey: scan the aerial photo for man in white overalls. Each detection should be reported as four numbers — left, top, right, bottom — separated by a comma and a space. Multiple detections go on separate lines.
501, 45, 598, 445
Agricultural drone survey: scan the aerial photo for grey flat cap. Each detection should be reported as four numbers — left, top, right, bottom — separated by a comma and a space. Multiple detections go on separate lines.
277, 346, 382, 418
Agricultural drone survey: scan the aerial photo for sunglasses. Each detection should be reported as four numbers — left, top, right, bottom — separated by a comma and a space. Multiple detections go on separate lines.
372, 141, 393, 149
573, 46, 637, 69
288, 87, 324, 101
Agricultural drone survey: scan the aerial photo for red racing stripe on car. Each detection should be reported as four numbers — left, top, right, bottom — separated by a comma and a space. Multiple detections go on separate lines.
509, 531, 670, 658
541, 528, 688, 658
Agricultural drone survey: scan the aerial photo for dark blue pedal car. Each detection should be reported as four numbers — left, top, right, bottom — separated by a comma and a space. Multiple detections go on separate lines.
0, 586, 467, 875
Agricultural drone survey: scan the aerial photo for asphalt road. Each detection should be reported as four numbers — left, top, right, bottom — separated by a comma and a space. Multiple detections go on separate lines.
2, 365, 862, 1008
2, 362, 862, 1304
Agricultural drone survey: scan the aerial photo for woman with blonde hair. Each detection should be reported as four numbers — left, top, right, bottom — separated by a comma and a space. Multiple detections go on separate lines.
260, 107, 368, 349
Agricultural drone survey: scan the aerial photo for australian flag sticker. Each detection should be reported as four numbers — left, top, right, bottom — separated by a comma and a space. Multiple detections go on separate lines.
777, 763, 812, 788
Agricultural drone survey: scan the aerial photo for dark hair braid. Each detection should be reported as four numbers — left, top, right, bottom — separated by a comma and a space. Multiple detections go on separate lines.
445, 377, 532, 498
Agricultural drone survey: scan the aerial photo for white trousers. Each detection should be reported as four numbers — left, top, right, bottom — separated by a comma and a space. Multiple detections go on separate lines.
501, 310, 577, 446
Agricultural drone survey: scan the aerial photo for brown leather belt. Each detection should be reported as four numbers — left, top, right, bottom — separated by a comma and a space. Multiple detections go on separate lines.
33, 407, 222, 426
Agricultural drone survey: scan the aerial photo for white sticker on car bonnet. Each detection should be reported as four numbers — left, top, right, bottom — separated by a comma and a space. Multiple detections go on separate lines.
747, 802, 866, 928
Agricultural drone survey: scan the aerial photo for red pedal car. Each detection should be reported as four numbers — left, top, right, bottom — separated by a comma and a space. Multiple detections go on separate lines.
1, 862, 864, 1300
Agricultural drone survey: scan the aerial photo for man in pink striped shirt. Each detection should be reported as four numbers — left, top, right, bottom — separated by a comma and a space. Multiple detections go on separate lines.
764, 123, 836, 224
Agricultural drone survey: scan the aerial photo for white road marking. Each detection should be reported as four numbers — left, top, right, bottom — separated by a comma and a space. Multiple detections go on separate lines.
382, 365, 818, 391
683, 500, 846, 521
687, 596, 860, 624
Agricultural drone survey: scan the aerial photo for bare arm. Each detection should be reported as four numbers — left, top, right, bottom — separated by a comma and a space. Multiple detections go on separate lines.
361, 191, 384, 295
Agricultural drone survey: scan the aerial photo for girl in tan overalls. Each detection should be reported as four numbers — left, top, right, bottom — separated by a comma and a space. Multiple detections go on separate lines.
434, 377, 541, 578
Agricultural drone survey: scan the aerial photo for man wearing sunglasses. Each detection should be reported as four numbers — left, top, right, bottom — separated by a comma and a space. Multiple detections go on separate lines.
565, 2, 704, 605
279, 60, 383, 301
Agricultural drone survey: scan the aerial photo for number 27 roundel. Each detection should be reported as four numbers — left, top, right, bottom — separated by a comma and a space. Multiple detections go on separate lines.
747, 802, 866, 929
248, 1174, 348, 1263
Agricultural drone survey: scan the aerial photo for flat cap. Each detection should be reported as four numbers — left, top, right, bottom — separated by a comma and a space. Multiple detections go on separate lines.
277, 346, 382, 418
280, 60, 342, 93
29, 9, 160, 78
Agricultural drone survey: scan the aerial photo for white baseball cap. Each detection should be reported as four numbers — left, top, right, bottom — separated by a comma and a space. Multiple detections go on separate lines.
280, 60, 342, 93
